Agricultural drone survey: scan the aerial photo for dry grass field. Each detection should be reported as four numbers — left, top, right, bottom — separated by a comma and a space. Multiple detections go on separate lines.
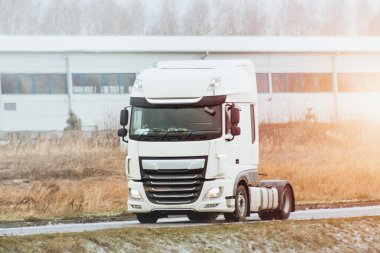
260, 122, 380, 203
0, 133, 127, 221
0, 122, 380, 220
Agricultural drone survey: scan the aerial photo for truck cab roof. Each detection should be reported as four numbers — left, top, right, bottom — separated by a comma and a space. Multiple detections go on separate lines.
131, 60, 257, 104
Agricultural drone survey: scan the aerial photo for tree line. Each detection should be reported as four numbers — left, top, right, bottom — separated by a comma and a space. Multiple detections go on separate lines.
0, 0, 380, 36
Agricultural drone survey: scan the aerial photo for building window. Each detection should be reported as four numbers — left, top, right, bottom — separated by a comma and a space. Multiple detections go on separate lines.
256, 73, 269, 93
318, 74, 333, 92
72, 73, 136, 94
120, 73, 136, 94
287, 74, 303, 92
338, 73, 380, 92
272, 73, 287, 92
3, 103, 16, 111
50, 74, 67, 94
18, 74, 33, 94
367, 74, 380, 92
272, 73, 333, 93
35, 74, 50, 94
1, 74, 17, 94
1, 73, 67, 94
73, 74, 100, 94
303, 74, 319, 92
102, 74, 119, 93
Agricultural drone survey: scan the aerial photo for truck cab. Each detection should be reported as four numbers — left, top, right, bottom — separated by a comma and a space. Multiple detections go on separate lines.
118, 60, 295, 223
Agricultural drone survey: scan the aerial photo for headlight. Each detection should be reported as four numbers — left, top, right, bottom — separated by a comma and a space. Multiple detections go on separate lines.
133, 79, 143, 92
204, 187, 223, 200
129, 188, 143, 201
207, 77, 221, 90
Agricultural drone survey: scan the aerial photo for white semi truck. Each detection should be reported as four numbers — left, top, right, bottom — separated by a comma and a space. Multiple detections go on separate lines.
118, 60, 295, 223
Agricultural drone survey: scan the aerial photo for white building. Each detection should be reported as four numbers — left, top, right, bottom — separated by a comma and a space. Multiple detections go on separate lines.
1, 36, 380, 131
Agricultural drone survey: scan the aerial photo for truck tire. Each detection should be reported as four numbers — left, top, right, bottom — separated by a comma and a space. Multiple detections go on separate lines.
224, 185, 248, 222
136, 213, 159, 224
258, 185, 293, 221
258, 210, 278, 220
187, 213, 218, 223
276, 184, 293, 220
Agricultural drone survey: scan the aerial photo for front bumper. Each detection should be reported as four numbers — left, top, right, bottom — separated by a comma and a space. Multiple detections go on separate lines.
128, 178, 235, 213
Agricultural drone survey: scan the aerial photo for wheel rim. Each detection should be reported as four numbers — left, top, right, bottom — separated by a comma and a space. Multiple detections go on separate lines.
283, 189, 291, 214
237, 191, 246, 216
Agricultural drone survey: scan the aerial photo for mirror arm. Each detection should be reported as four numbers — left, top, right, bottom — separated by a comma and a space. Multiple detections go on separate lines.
118, 126, 129, 143
122, 126, 128, 143
225, 135, 235, 142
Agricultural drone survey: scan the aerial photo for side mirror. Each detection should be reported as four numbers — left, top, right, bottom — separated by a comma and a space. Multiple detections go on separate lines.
230, 107, 240, 125
120, 109, 129, 126
118, 128, 128, 138
231, 126, 241, 136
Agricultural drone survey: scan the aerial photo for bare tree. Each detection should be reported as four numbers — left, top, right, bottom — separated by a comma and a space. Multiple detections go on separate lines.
0, 0, 41, 34
149, 0, 179, 35
210, 0, 239, 35
271, 0, 317, 36
42, 0, 84, 35
367, 6, 380, 36
1, 0, 380, 36
83, 0, 126, 35
120, 0, 147, 35
355, 0, 380, 36
181, 0, 211, 35
321, 0, 351, 36
236, 0, 266, 35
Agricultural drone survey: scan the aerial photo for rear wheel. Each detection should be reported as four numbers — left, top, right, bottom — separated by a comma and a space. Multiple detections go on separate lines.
136, 213, 159, 224
258, 210, 278, 220
258, 185, 293, 221
187, 213, 218, 223
276, 184, 293, 220
224, 185, 248, 222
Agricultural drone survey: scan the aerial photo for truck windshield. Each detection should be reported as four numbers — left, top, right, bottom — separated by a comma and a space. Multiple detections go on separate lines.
129, 105, 222, 141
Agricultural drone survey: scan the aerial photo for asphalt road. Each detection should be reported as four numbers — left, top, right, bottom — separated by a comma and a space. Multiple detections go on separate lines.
1, 205, 379, 237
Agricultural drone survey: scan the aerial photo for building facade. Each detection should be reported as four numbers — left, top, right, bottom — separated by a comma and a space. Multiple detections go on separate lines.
1, 36, 380, 131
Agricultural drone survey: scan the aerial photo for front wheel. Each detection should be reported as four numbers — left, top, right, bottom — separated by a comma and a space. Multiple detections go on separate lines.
136, 213, 159, 224
224, 185, 248, 222
259, 185, 293, 221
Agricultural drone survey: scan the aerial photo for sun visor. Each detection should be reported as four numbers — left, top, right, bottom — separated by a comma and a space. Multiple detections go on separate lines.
130, 95, 226, 108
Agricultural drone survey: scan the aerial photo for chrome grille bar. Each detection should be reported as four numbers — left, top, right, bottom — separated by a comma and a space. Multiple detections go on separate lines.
145, 186, 200, 192
152, 193, 196, 198
140, 157, 207, 205
146, 180, 201, 186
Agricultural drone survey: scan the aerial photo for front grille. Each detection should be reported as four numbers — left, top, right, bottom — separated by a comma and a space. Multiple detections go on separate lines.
140, 157, 206, 205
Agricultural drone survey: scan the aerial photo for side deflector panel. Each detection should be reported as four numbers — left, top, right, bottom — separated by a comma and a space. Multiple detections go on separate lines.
249, 187, 279, 212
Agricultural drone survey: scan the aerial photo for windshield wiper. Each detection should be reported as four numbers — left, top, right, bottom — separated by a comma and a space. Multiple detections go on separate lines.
185, 130, 218, 140
137, 129, 165, 140
160, 130, 190, 140
204, 107, 216, 116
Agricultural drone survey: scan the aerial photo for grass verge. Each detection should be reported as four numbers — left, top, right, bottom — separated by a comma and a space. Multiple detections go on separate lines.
0, 216, 379, 252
